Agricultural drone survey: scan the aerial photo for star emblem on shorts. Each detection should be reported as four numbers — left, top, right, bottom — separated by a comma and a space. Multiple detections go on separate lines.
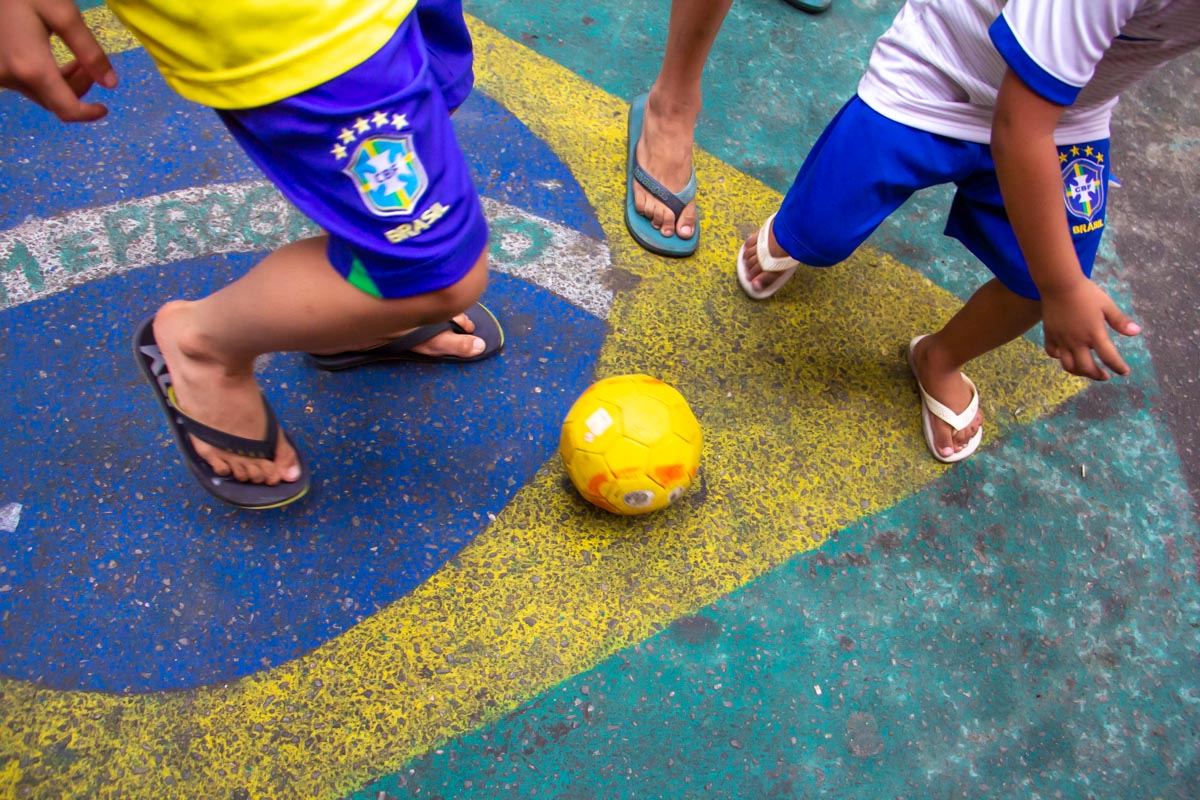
331, 110, 411, 160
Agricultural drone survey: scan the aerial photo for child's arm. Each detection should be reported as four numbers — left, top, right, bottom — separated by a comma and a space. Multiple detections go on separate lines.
991, 69, 1141, 382
0, 0, 117, 122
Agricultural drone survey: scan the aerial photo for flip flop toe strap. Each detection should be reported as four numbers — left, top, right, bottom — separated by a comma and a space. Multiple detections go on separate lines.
166, 387, 279, 460
919, 376, 980, 433
632, 161, 697, 224
756, 213, 801, 273
386, 319, 459, 352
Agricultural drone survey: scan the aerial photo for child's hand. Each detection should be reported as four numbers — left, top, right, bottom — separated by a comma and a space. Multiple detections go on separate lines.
0, 0, 117, 122
1040, 280, 1141, 381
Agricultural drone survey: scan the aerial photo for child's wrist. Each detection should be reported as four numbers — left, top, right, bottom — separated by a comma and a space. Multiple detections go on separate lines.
1033, 271, 1090, 298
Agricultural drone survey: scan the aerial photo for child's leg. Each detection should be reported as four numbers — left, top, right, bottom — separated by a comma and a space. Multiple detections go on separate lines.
152, 9, 492, 491
740, 98, 975, 296
921, 135, 1112, 458
210, 7, 493, 370
634, 0, 735, 241
910, 278, 1041, 458
151, 236, 488, 486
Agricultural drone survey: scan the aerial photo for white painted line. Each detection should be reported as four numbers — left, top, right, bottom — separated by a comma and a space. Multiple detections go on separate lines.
0, 503, 22, 533
1, 183, 613, 319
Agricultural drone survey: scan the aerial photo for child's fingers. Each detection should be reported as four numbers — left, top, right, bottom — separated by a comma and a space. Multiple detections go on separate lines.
61, 60, 95, 97
1064, 344, 1109, 382
30, 70, 107, 121
1104, 305, 1142, 338
0, 27, 105, 121
1092, 336, 1130, 377
1056, 347, 1075, 375
42, 0, 116, 89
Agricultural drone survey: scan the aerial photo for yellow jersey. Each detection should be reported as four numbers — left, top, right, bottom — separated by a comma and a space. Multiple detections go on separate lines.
105, 0, 417, 108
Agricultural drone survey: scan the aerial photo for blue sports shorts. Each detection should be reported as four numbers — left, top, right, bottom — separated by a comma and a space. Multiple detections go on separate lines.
774, 96, 1111, 300
216, 0, 486, 300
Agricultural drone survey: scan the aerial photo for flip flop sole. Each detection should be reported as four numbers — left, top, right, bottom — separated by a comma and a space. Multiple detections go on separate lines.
132, 316, 310, 509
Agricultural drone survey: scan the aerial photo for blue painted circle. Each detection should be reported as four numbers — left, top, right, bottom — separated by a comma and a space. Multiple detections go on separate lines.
0, 48, 606, 692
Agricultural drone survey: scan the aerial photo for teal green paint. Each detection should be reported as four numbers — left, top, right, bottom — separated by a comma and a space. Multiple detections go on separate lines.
288, 202, 320, 241
228, 184, 319, 249
102, 204, 149, 265
231, 185, 282, 250
203, 191, 240, 237
57, 231, 101, 274
4, 187, 322, 308
349, 390, 1199, 799
152, 199, 215, 260
0, 241, 43, 303
488, 216, 553, 265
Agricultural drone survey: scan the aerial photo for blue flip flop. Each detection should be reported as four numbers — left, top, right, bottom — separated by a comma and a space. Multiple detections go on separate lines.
307, 302, 505, 371
782, 0, 832, 13
133, 316, 310, 510
625, 93, 699, 258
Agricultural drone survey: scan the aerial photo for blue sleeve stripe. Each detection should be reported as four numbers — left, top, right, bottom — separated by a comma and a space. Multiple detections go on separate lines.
989, 15, 1081, 106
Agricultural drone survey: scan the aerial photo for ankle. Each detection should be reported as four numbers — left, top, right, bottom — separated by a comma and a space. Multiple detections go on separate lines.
914, 335, 964, 378
155, 302, 251, 376
646, 85, 702, 129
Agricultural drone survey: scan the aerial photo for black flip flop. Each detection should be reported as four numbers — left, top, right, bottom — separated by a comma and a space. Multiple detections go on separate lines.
307, 301, 505, 371
132, 316, 310, 510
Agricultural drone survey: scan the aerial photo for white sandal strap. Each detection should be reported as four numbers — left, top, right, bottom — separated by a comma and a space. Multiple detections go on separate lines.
918, 374, 979, 433
756, 213, 801, 274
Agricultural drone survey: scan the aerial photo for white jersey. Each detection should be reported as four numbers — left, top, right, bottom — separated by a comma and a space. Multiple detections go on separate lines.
857, 0, 1200, 144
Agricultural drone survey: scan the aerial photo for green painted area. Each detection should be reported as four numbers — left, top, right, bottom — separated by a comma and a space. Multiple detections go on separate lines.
0, 242, 43, 303
488, 215, 554, 266
351, 399, 1200, 798
339, 1, 1200, 797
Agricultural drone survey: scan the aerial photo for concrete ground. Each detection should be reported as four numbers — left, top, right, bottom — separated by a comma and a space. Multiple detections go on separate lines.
1, 2, 1197, 799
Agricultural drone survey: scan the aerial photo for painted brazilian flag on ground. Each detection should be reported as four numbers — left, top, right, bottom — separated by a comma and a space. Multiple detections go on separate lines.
1, 5, 1197, 800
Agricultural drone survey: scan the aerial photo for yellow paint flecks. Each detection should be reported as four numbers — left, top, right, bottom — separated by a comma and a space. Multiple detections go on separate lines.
2, 11, 1086, 800
50, 6, 139, 65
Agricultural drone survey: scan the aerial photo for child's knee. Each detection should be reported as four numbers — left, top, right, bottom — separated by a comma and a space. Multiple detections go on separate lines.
410, 249, 488, 323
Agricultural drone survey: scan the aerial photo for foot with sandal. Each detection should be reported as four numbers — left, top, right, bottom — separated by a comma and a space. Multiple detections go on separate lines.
626, 89, 701, 257
133, 237, 502, 511
100, 0, 507, 511
735, 214, 985, 464
135, 299, 503, 509
625, 0, 734, 257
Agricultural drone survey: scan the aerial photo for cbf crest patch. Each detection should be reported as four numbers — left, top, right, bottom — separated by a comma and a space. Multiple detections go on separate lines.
343, 135, 428, 217
1061, 146, 1106, 223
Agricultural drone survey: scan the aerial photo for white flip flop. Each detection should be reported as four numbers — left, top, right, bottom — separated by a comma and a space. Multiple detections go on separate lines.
736, 212, 801, 300
906, 335, 984, 464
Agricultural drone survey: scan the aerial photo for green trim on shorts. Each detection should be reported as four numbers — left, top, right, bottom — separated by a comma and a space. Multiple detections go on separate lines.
347, 256, 383, 298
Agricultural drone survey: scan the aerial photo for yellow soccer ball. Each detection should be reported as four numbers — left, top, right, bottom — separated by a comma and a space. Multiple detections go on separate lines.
560, 374, 702, 514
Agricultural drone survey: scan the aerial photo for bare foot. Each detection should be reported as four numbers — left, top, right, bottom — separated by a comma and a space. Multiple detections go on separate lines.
739, 222, 792, 295
153, 302, 301, 486
909, 335, 984, 459
634, 89, 700, 241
